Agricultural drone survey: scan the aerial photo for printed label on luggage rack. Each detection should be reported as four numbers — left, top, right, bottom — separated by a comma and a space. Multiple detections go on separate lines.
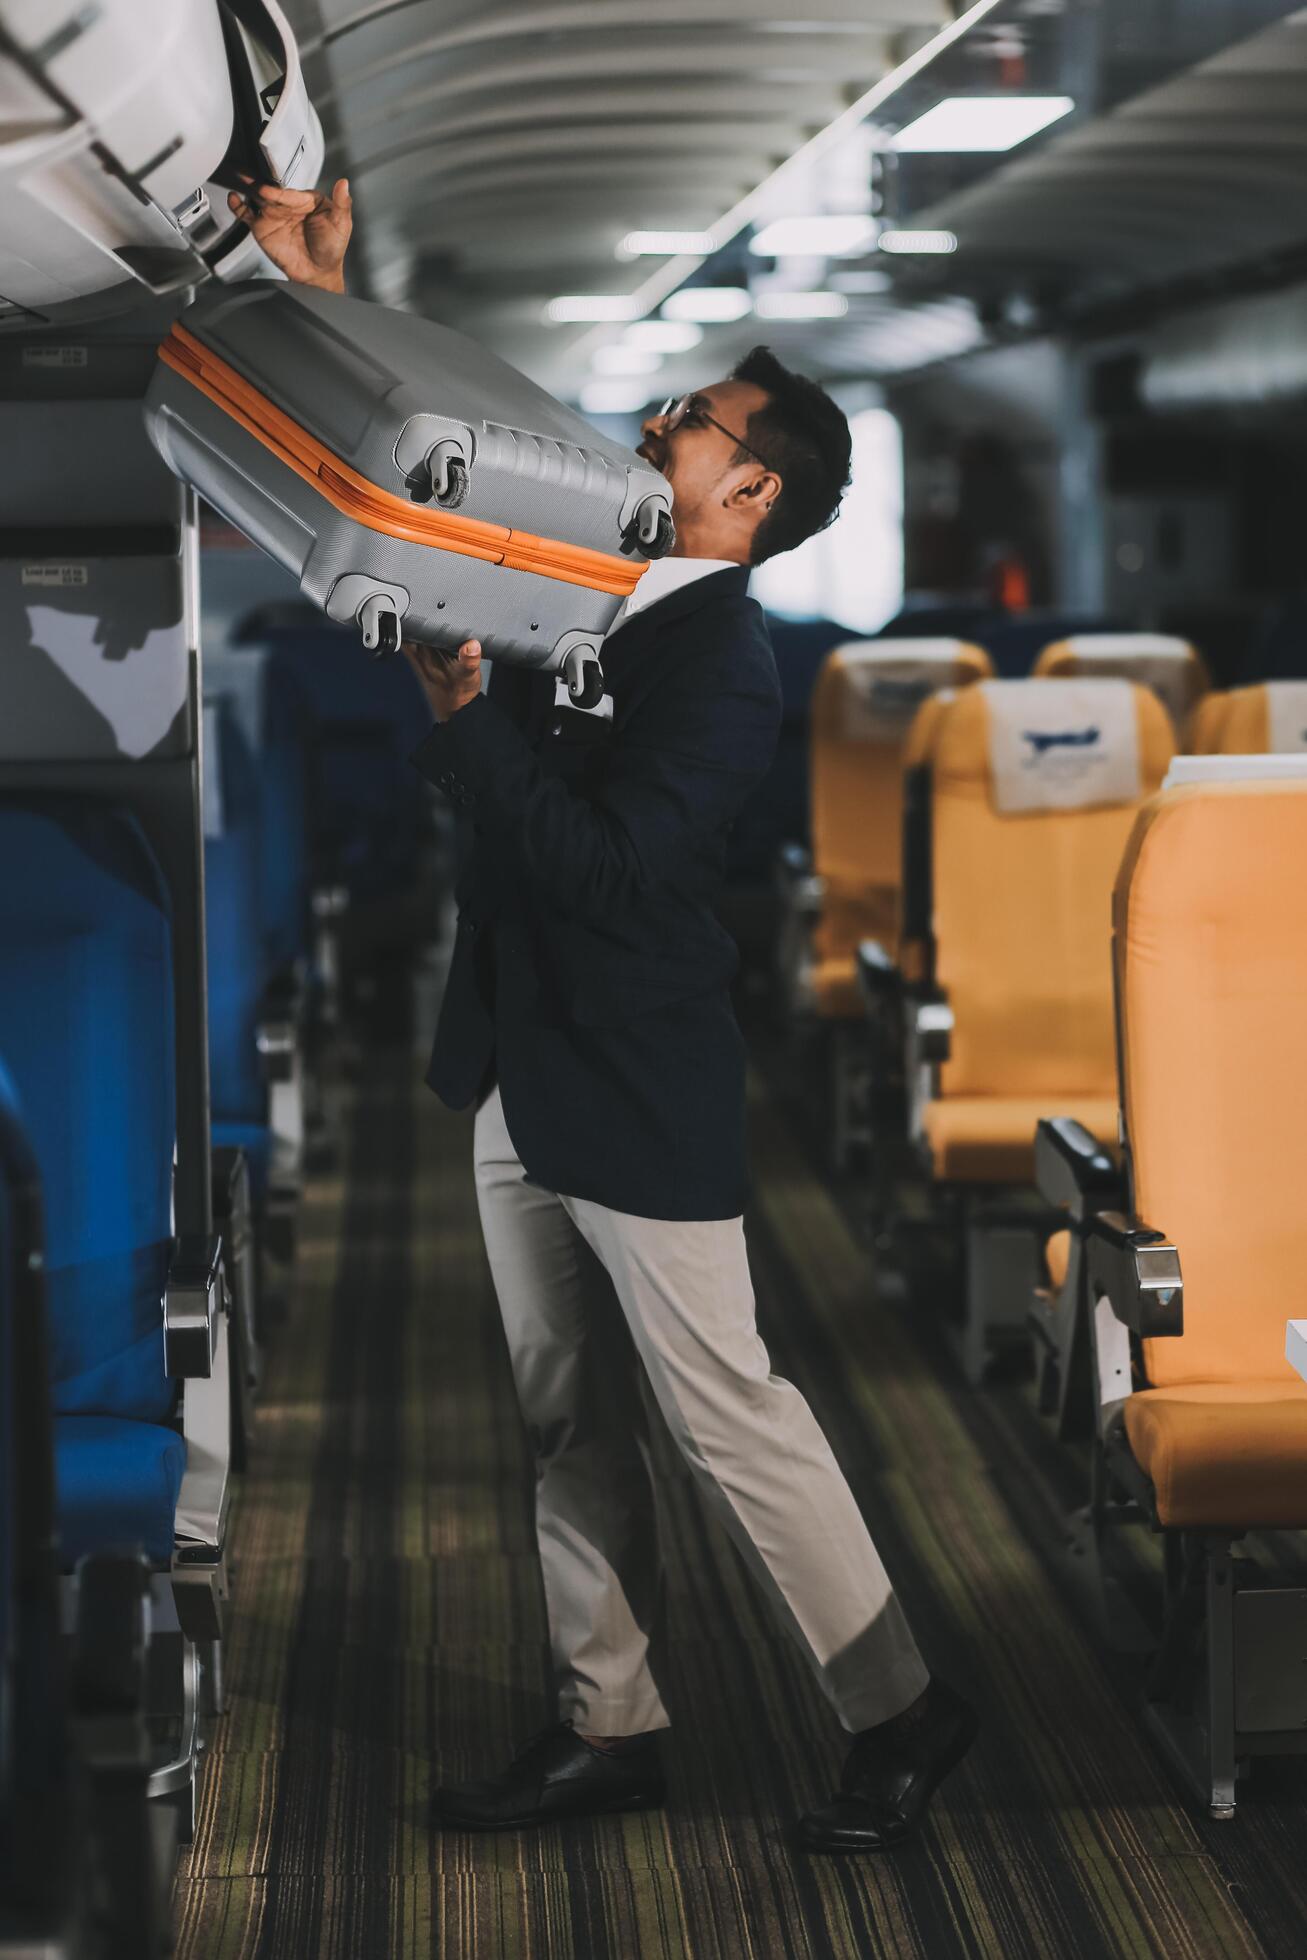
21, 345, 88, 369
21, 564, 88, 588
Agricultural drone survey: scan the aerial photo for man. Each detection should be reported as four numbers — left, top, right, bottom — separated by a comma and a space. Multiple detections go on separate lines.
232, 180, 975, 1852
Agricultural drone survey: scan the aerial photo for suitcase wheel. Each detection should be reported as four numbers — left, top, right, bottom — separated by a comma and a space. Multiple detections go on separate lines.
623, 500, 675, 561
562, 647, 606, 711
358, 595, 403, 658
434, 456, 470, 509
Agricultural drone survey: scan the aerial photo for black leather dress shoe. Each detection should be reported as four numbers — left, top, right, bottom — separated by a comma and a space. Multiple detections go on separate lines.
797, 1680, 977, 1853
432, 1723, 665, 1831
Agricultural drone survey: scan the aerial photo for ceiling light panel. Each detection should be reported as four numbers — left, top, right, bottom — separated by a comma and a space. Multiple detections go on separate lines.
591, 345, 665, 376
890, 96, 1074, 153
618, 230, 720, 260
877, 230, 958, 255
750, 215, 878, 258
624, 320, 704, 352
662, 288, 754, 323
546, 295, 640, 323
580, 380, 659, 416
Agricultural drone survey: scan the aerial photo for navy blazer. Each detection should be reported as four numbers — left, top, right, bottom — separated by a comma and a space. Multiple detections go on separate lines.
410, 565, 782, 1220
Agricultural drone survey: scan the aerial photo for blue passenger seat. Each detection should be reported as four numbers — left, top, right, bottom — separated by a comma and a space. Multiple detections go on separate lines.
233, 615, 429, 906
204, 695, 275, 1205
204, 644, 311, 980
0, 804, 183, 1569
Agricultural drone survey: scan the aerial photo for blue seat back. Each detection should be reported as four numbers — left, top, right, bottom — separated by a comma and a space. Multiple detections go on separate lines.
203, 697, 266, 1129
204, 645, 310, 973
0, 1058, 68, 1886
235, 619, 428, 902
730, 617, 850, 880
0, 807, 175, 1424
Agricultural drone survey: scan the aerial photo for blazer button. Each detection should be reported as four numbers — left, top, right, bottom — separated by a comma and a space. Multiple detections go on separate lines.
550, 720, 562, 737
438, 771, 453, 790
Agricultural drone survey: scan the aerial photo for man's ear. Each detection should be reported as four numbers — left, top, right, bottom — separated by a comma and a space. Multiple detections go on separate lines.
727, 468, 783, 514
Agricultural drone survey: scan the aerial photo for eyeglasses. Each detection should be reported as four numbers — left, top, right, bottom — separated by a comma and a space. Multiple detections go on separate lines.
656, 393, 774, 472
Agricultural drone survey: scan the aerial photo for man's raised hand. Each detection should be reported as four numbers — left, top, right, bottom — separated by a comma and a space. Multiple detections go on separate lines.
401, 640, 484, 725
227, 177, 353, 292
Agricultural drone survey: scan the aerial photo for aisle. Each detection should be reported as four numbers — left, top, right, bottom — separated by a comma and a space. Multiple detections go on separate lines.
172, 1056, 1302, 1959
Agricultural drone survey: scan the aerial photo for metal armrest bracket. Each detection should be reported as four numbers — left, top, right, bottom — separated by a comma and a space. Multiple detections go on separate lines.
256, 1017, 297, 1085
164, 1236, 224, 1378
1087, 1212, 1183, 1338
1034, 1116, 1122, 1216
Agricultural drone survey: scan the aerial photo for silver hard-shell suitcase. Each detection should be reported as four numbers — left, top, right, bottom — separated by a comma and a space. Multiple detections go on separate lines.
143, 283, 674, 704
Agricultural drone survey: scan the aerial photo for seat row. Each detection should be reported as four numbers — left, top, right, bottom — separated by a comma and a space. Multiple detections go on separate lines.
779, 632, 1307, 1817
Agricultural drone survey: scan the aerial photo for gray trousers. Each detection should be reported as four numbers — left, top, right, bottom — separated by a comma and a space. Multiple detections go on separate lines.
473, 1086, 929, 1736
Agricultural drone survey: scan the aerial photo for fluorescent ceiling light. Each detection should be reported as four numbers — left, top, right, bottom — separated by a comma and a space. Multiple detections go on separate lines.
546, 294, 640, 323
750, 215, 877, 259
662, 288, 754, 323
890, 96, 1073, 152
830, 269, 893, 294
754, 291, 848, 320
623, 320, 703, 353
618, 230, 719, 260
580, 380, 657, 416
591, 345, 665, 376
877, 230, 957, 255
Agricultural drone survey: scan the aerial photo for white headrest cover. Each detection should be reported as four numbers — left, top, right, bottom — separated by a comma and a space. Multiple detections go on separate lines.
1164, 754, 1307, 790
832, 639, 977, 742
1057, 635, 1199, 722
984, 679, 1141, 815
1265, 682, 1307, 754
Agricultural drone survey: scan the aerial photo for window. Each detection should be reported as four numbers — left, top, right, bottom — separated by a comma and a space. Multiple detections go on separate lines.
751, 406, 904, 633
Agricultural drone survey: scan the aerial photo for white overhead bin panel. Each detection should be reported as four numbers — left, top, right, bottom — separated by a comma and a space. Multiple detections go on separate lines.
0, 0, 323, 328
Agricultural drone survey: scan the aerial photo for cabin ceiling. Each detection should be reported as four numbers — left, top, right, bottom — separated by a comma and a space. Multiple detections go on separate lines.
275, 1, 1307, 407
276, 0, 950, 388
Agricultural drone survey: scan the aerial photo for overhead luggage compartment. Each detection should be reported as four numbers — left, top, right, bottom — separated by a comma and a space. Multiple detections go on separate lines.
0, 0, 323, 328
145, 282, 675, 701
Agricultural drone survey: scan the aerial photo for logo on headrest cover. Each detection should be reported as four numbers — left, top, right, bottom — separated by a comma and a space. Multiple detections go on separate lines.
1021, 726, 1101, 758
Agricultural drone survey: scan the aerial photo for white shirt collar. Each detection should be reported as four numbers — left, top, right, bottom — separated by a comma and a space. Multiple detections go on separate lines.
604, 554, 739, 638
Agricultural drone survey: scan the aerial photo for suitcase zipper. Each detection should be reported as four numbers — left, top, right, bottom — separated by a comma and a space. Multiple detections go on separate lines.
158, 323, 649, 598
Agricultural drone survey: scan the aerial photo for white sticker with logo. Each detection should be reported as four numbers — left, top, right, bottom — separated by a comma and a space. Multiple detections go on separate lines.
21, 346, 88, 368
1265, 682, 1307, 754
985, 679, 1141, 815
21, 564, 88, 588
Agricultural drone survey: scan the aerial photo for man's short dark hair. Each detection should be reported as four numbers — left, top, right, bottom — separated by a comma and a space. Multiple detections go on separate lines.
729, 346, 852, 565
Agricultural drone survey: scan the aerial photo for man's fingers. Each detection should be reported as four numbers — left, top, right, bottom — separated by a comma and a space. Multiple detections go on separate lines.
245, 182, 321, 213
331, 177, 352, 210
458, 640, 482, 662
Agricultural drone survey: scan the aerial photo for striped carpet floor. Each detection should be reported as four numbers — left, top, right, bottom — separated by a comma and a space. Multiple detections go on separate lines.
172, 1050, 1307, 1959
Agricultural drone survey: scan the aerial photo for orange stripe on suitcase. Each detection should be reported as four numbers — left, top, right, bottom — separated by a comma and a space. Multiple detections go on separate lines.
158, 324, 649, 599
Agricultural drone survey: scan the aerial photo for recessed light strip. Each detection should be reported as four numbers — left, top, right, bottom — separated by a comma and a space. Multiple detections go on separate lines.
566, 0, 1007, 361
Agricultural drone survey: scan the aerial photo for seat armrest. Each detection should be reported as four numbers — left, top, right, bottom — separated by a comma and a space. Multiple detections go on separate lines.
312, 883, 349, 923
910, 987, 952, 1064
164, 1235, 224, 1378
775, 841, 825, 912
256, 1016, 298, 1084
1034, 1117, 1122, 1215
1086, 1212, 1183, 1338
857, 938, 896, 991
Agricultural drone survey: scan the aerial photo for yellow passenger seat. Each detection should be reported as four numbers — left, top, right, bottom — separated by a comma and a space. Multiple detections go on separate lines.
1183, 690, 1231, 754
920, 679, 1173, 1186
807, 639, 991, 1017
1114, 778, 1307, 1525
1203, 680, 1307, 756
1034, 633, 1208, 732
1065, 768, 1307, 1814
